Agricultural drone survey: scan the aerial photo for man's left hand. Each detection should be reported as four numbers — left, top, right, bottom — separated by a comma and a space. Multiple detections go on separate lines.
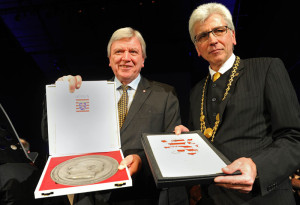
214, 157, 257, 193
118, 154, 142, 176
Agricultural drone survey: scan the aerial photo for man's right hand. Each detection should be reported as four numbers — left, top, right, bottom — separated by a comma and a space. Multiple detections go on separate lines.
56, 75, 82, 93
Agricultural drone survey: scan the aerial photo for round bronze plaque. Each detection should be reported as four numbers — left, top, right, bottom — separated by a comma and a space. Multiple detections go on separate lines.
51, 155, 119, 186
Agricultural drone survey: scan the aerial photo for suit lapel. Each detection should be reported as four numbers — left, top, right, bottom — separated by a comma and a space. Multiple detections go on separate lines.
120, 77, 151, 133
218, 59, 245, 124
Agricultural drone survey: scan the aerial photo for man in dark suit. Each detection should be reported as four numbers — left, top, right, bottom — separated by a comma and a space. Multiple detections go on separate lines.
42, 27, 188, 205
175, 3, 300, 205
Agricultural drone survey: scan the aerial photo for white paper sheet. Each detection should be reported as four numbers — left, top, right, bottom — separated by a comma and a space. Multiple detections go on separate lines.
147, 133, 227, 177
48, 81, 120, 156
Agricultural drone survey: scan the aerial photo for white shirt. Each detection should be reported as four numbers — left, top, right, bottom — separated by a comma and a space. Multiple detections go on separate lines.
115, 74, 141, 110
209, 53, 236, 79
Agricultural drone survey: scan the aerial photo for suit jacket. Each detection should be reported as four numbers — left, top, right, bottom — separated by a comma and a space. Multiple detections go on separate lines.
42, 76, 188, 205
189, 58, 300, 205
109, 76, 187, 205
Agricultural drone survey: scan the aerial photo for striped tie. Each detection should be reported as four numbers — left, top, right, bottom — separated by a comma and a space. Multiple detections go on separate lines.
118, 85, 129, 128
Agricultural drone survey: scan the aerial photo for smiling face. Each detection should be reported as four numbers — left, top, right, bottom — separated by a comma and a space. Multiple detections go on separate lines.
194, 14, 236, 71
109, 37, 145, 85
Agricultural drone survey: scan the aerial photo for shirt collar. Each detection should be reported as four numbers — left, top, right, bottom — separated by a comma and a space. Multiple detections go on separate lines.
115, 74, 141, 90
209, 53, 236, 78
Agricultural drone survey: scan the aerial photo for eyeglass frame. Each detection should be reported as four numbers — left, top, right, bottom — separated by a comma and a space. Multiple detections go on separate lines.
193, 26, 231, 44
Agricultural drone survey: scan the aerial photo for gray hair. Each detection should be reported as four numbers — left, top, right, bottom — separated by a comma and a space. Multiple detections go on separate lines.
107, 27, 147, 59
188, 3, 235, 42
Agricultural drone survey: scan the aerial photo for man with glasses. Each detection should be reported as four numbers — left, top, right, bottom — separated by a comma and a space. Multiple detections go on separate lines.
175, 3, 300, 205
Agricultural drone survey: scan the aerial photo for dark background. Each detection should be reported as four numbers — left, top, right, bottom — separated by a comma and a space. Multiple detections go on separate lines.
0, 0, 299, 165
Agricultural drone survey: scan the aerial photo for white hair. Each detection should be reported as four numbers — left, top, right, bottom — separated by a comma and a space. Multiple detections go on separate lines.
189, 3, 235, 42
107, 27, 147, 59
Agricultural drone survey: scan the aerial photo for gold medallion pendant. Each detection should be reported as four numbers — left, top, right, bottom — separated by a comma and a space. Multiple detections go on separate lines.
204, 128, 213, 139
199, 56, 240, 142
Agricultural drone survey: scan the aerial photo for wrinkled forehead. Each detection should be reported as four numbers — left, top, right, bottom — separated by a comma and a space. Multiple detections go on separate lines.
195, 14, 226, 33
111, 37, 142, 50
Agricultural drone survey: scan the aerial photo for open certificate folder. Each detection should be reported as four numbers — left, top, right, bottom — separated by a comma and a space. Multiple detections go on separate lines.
142, 131, 237, 188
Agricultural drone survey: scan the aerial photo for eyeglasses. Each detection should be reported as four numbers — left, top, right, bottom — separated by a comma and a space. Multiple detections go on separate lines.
194, 26, 231, 44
